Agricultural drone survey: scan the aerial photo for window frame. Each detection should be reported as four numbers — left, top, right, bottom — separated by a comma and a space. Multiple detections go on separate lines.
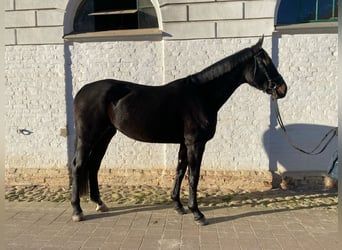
63, 0, 162, 42
275, 0, 338, 34
63, 28, 163, 42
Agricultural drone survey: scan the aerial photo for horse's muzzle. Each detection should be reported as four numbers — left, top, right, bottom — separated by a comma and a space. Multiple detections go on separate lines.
274, 82, 287, 99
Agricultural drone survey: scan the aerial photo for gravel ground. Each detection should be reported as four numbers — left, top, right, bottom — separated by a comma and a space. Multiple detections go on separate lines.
5, 185, 338, 211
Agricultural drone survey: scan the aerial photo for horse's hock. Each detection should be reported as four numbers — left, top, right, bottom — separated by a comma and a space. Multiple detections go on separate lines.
5, 168, 336, 191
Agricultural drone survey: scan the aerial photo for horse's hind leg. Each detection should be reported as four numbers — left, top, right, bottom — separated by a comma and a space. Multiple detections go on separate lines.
88, 128, 116, 213
171, 143, 188, 214
70, 127, 115, 221
71, 141, 91, 222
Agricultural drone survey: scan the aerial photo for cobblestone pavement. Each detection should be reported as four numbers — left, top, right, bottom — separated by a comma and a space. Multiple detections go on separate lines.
5, 185, 338, 210
5, 185, 338, 250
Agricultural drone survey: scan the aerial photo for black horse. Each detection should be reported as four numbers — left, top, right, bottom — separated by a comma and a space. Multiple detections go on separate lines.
70, 37, 287, 225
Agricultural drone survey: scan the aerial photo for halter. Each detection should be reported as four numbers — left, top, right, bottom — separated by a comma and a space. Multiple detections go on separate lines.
253, 50, 283, 93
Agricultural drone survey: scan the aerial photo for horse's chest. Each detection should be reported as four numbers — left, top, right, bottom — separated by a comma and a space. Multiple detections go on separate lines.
183, 111, 217, 142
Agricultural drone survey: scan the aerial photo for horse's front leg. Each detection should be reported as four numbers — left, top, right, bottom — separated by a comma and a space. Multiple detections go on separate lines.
186, 141, 208, 225
171, 143, 188, 214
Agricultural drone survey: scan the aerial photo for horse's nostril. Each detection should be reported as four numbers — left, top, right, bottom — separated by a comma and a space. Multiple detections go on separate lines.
277, 83, 287, 97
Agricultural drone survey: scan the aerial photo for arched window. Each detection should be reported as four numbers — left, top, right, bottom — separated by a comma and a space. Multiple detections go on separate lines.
277, 0, 338, 25
64, 0, 161, 41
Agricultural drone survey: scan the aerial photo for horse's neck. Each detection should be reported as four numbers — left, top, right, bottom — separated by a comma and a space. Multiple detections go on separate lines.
190, 48, 254, 111
192, 61, 252, 111
202, 66, 246, 111
193, 48, 253, 83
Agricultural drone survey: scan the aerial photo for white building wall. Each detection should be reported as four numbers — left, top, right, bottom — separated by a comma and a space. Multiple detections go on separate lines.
4, 0, 338, 177
163, 38, 274, 171
5, 45, 67, 168
5, 0, 66, 45
66, 37, 273, 171
68, 41, 165, 169
271, 34, 338, 173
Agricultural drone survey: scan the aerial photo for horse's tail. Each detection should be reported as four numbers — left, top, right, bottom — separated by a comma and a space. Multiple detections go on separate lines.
71, 155, 90, 197
78, 164, 89, 197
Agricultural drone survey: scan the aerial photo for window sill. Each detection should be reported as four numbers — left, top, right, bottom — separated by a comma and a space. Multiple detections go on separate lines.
275, 22, 337, 34
63, 28, 163, 42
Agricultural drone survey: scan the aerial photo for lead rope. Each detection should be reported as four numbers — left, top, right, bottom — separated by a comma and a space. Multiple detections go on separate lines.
272, 99, 338, 155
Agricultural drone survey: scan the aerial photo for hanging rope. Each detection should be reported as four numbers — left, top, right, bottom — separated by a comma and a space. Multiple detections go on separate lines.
272, 99, 338, 155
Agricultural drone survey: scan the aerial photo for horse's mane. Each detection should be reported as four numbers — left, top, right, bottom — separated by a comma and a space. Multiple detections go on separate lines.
191, 47, 254, 84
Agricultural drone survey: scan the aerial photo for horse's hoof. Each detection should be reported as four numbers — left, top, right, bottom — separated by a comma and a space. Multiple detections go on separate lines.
72, 212, 84, 222
96, 203, 109, 212
174, 206, 187, 215
195, 216, 208, 226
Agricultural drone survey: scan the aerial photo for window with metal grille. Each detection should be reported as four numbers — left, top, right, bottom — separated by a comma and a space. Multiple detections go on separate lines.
73, 0, 158, 33
277, 0, 338, 25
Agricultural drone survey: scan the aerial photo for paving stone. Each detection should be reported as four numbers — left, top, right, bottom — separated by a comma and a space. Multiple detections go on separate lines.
5, 186, 338, 250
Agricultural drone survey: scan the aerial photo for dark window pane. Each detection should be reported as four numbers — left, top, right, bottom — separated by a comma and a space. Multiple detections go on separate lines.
277, 0, 299, 24
300, 0, 316, 21
95, 13, 138, 31
318, 0, 335, 19
73, 0, 159, 33
94, 0, 136, 12
74, 0, 95, 32
277, 0, 338, 25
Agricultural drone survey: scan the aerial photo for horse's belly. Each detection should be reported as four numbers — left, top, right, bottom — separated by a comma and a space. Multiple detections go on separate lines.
108, 102, 184, 143
116, 122, 184, 143
118, 128, 183, 143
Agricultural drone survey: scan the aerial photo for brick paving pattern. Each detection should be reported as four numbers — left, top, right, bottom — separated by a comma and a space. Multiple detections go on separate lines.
5, 192, 338, 250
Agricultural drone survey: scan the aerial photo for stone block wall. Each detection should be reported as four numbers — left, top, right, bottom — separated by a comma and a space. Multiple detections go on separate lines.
5, 0, 66, 45
160, 0, 276, 39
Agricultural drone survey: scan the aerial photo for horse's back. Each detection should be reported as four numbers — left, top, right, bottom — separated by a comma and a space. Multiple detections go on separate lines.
73, 80, 130, 127
75, 79, 128, 101
74, 78, 190, 107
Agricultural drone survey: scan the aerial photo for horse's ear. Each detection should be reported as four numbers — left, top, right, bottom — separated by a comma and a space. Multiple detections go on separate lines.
252, 35, 264, 53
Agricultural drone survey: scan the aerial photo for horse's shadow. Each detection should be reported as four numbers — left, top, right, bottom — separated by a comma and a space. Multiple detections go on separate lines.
263, 123, 337, 173
82, 190, 337, 225
83, 204, 171, 221
205, 203, 335, 225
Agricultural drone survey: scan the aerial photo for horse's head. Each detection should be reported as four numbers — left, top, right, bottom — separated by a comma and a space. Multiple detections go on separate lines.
248, 36, 287, 99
